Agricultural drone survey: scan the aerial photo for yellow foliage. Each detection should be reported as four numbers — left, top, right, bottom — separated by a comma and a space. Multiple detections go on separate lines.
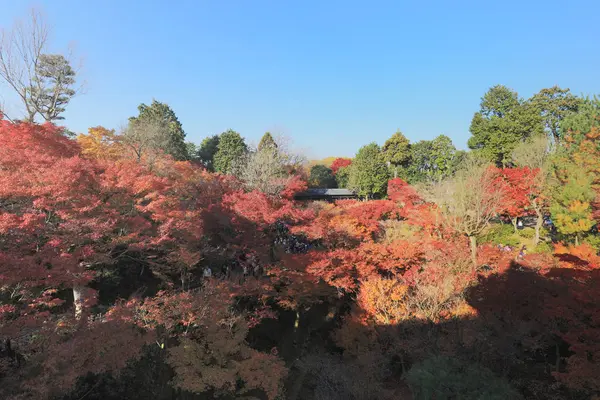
568, 200, 590, 213
357, 277, 409, 325
307, 156, 339, 168
77, 126, 123, 160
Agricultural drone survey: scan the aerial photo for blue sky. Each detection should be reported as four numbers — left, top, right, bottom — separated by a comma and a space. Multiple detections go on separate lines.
1, 1, 599, 159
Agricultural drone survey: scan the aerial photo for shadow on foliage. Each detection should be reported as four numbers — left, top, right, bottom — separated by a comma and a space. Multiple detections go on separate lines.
4, 249, 598, 400
271, 260, 598, 400
4, 258, 589, 400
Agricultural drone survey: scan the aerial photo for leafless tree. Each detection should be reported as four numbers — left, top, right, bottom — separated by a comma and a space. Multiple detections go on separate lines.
422, 156, 504, 265
0, 8, 80, 122
511, 134, 552, 171
120, 119, 171, 165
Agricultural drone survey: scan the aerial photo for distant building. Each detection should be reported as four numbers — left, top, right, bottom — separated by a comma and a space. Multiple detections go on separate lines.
294, 188, 358, 201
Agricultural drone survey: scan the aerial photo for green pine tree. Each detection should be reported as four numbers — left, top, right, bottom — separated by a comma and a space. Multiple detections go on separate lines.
257, 132, 277, 151
468, 85, 543, 166
213, 129, 247, 174
349, 143, 390, 199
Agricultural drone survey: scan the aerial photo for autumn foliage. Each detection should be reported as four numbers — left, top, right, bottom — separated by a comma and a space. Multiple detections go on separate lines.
330, 157, 352, 174
1, 119, 600, 399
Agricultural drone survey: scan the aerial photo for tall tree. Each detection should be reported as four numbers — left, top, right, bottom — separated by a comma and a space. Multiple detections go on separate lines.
309, 165, 337, 188
468, 85, 543, 166
213, 129, 247, 174
335, 165, 351, 188
128, 100, 188, 160
550, 162, 595, 245
348, 143, 390, 199
382, 130, 411, 177
0, 8, 79, 122
560, 95, 600, 136
406, 140, 433, 183
530, 86, 580, 144
197, 135, 220, 171
258, 132, 277, 151
407, 135, 460, 183
185, 142, 198, 161
429, 135, 460, 180
29, 54, 76, 121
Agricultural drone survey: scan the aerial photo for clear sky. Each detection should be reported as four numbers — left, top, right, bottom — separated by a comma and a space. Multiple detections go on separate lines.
1, 1, 599, 159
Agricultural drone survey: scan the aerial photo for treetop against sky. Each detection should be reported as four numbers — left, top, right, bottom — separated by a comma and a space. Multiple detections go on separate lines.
1, 1, 599, 158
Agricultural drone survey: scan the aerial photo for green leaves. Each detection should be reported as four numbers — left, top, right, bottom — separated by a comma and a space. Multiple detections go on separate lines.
382, 130, 411, 167
29, 54, 77, 122
550, 161, 595, 242
468, 85, 543, 166
560, 95, 600, 138
213, 129, 247, 174
128, 100, 188, 160
309, 165, 336, 188
407, 135, 461, 183
530, 86, 580, 143
257, 132, 277, 151
197, 135, 221, 171
348, 143, 390, 199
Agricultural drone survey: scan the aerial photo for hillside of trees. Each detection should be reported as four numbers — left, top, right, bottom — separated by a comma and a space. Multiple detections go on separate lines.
2, 8, 600, 400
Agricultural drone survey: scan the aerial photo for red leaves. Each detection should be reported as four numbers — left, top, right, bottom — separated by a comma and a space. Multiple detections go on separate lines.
491, 166, 541, 219
223, 189, 313, 230
330, 157, 352, 174
554, 243, 600, 270
305, 240, 427, 292
387, 178, 422, 207
280, 174, 308, 199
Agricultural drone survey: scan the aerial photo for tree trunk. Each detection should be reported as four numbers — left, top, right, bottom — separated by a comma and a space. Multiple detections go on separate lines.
469, 235, 477, 266
534, 210, 543, 247
294, 310, 300, 330
73, 285, 84, 319
511, 217, 518, 234
575, 234, 579, 246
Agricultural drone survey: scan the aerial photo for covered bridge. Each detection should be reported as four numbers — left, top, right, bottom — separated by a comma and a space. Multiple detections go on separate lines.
293, 188, 358, 201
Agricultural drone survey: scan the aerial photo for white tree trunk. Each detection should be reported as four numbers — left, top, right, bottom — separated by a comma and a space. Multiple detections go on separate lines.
73, 285, 84, 319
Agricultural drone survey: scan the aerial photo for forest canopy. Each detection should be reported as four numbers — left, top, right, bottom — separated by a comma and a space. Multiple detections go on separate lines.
1, 7, 600, 400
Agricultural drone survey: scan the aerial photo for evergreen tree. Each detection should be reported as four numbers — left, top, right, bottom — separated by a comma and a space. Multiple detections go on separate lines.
335, 165, 351, 188
309, 165, 337, 188
406, 135, 461, 183
197, 135, 221, 171
468, 85, 543, 166
550, 162, 595, 245
382, 130, 411, 177
213, 130, 247, 174
258, 132, 278, 151
349, 143, 390, 199
530, 86, 580, 144
185, 142, 198, 161
560, 95, 600, 136
128, 100, 188, 160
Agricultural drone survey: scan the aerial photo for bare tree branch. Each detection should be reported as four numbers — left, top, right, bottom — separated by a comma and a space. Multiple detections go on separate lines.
0, 7, 80, 123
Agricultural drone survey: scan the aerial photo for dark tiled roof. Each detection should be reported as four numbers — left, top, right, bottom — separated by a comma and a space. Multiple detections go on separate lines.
294, 188, 356, 198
